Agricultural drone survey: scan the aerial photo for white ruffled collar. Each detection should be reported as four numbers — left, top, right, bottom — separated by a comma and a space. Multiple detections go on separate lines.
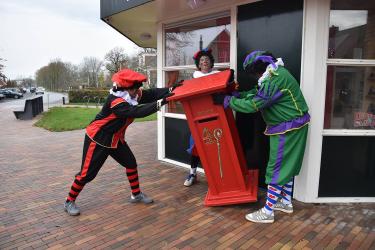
193, 70, 220, 78
258, 58, 284, 86
109, 89, 138, 106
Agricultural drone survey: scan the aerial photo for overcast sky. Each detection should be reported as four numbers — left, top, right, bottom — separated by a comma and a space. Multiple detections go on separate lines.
330, 10, 368, 31
0, 0, 139, 80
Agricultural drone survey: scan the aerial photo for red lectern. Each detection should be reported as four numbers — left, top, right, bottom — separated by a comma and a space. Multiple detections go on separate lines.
168, 70, 258, 206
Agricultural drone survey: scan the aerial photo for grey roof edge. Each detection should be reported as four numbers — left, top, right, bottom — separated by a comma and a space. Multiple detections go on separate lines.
100, 0, 155, 19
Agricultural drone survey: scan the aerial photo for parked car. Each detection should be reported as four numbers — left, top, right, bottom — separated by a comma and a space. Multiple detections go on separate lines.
30, 87, 36, 93
20, 87, 27, 94
0, 89, 23, 99
0, 93, 5, 100
35, 87, 45, 95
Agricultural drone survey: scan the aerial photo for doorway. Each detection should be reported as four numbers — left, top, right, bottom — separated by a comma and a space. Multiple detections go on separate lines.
236, 0, 304, 188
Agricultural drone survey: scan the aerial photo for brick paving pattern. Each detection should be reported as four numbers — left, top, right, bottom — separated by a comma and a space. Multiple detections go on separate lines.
0, 105, 374, 249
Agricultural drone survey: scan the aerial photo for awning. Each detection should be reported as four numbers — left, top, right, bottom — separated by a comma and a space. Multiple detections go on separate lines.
100, 0, 156, 48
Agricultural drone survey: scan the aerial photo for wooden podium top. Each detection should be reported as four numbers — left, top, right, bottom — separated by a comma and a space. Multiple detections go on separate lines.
167, 69, 233, 101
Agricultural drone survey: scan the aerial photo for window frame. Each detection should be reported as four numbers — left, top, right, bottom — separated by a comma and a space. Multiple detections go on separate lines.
323, 3, 375, 136
162, 11, 232, 119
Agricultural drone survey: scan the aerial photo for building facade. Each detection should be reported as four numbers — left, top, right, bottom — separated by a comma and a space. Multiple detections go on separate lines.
101, 0, 375, 203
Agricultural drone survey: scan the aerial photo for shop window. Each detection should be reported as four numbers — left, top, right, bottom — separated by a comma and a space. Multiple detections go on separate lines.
324, 1, 375, 129
165, 69, 195, 114
328, 1, 374, 60
165, 16, 230, 67
163, 14, 231, 115
320, 0, 375, 198
324, 66, 375, 129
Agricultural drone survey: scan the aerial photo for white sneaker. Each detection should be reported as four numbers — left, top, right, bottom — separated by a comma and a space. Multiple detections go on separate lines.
274, 201, 293, 214
64, 200, 80, 216
130, 192, 153, 204
245, 208, 274, 223
184, 174, 197, 187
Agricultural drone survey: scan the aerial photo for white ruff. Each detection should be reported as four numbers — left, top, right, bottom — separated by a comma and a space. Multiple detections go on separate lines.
193, 70, 220, 78
109, 89, 138, 106
258, 58, 284, 86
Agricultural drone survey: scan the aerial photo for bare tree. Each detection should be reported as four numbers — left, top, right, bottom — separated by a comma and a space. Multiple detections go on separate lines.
104, 47, 128, 75
64, 63, 80, 89
81, 57, 103, 88
0, 57, 7, 82
21, 78, 35, 88
165, 32, 194, 66
35, 59, 79, 91
6, 79, 17, 87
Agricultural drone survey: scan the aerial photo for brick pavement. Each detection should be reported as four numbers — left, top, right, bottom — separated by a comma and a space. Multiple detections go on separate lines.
0, 105, 374, 249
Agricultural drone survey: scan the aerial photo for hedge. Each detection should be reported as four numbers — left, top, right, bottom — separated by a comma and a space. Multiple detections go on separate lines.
69, 89, 109, 103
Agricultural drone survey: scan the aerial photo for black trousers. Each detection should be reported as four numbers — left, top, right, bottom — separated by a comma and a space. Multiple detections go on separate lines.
75, 135, 137, 184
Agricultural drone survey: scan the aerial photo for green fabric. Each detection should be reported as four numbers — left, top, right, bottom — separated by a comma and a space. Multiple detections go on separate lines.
242, 51, 265, 70
265, 125, 308, 185
230, 66, 309, 185
230, 66, 309, 126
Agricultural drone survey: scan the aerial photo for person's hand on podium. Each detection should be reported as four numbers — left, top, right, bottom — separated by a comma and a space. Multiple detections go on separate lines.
169, 80, 183, 92
157, 92, 175, 110
212, 93, 232, 109
162, 92, 175, 104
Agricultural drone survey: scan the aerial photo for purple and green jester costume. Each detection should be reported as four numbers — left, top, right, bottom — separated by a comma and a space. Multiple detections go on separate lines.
223, 51, 310, 223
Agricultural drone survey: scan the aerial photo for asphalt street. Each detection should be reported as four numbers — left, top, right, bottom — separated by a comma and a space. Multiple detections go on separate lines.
0, 91, 67, 110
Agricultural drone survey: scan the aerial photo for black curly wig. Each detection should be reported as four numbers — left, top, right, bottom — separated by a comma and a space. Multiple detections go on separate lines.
193, 50, 215, 70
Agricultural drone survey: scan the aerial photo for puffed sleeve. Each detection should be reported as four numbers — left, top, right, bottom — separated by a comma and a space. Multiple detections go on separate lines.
230, 79, 283, 113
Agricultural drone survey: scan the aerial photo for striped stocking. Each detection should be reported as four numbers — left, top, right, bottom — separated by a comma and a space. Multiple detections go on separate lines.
281, 179, 294, 205
66, 178, 85, 202
263, 184, 282, 215
126, 168, 140, 196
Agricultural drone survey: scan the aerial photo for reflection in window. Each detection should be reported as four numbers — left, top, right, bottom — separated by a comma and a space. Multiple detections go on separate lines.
324, 66, 375, 129
165, 16, 230, 67
165, 70, 195, 114
328, 1, 374, 59
165, 68, 227, 114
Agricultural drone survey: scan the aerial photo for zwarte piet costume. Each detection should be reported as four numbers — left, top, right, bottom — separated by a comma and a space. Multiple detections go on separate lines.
184, 48, 220, 187
215, 50, 309, 223
64, 69, 177, 216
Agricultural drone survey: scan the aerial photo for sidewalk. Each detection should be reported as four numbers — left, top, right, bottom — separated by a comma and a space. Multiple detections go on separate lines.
0, 105, 374, 249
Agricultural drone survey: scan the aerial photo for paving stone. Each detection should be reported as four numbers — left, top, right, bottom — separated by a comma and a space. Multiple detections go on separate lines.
0, 105, 374, 249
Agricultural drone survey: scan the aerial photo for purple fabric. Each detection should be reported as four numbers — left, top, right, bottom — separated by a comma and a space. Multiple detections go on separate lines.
253, 86, 283, 109
243, 50, 265, 70
231, 91, 240, 98
265, 113, 311, 135
223, 95, 232, 109
186, 134, 195, 155
271, 134, 286, 184
254, 55, 276, 69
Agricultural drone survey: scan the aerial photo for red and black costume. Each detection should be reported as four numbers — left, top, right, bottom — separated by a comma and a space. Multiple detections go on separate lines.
66, 69, 169, 203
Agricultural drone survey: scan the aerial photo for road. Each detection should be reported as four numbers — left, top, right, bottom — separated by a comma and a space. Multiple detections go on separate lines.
0, 91, 68, 110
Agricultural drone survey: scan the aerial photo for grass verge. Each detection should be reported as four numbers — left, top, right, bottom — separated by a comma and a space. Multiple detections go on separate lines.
34, 107, 157, 132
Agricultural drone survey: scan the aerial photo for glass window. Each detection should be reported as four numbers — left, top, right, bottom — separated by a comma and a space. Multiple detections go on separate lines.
165, 68, 228, 114
165, 16, 231, 67
328, 1, 375, 59
324, 66, 375, 129
165, 69, 195, 114
320, 0, 375, 198
319, 136, 375, 197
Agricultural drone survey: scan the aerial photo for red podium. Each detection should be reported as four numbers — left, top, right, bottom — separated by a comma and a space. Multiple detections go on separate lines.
168, 70, 258, 206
